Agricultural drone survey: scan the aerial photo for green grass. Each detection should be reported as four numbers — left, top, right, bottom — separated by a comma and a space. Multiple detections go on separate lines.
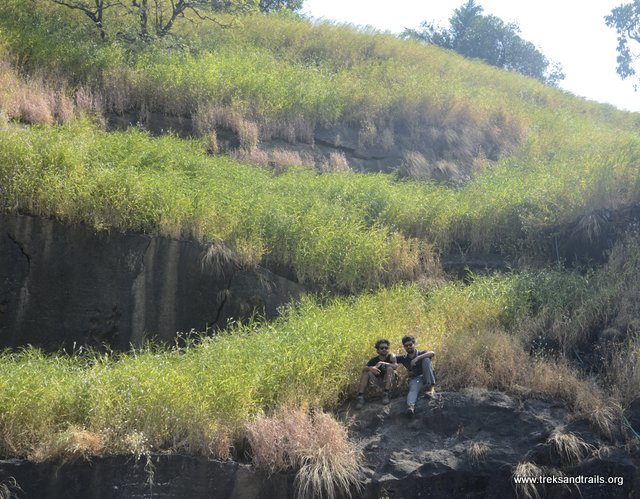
0, 120, 441, 291
0, 285, 425, 458
2, 250, 638, 460
3, 118, 640, 287
1, 0, 640, 469
2, 1, 638, 163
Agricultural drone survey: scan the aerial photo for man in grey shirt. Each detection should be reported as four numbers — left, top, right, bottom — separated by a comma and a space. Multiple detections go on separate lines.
396, 335, 436, 416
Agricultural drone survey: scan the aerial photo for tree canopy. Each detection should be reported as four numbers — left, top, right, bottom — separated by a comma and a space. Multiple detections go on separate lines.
403, 0, 564, 86
605, 0, 640, 86
47, 0, 302, 42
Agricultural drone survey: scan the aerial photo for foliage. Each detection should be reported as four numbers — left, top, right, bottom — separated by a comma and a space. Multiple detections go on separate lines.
605, 0, 640, 85
404, 0, 564, 85
45, 0, 260, 42
246, 408, 362, 499
1, 255, 635, 460
0, 285, 425, 459
257, 0, 302, 13
3, 111, 640, 281
0, 0, 639, 481
0, 120, 443, 292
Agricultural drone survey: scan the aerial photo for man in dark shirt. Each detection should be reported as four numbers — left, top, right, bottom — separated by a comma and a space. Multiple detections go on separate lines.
396, 335, 436, 416
355, 339, 397, 409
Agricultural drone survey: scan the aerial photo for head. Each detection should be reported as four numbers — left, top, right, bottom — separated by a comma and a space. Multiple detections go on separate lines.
402, 335, 416, 354
374, 339, 390, 355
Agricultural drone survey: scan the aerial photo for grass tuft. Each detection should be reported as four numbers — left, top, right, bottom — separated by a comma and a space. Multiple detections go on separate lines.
467, 441, 491, 466
546, 432, 595, 466
247, 407, 363, 499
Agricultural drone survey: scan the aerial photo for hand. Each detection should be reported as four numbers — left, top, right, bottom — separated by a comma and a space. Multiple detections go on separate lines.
370, 367, 381, 375
410, 358, 418, 367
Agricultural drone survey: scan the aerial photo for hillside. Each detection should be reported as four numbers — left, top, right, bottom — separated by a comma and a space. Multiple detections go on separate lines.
1, 2, 640, 498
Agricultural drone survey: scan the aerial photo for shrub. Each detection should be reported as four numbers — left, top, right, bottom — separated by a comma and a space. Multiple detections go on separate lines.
247, 408, 362, 499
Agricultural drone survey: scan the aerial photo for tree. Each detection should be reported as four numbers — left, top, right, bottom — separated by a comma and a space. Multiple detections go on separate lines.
132, 0, 232, 40
605, 1, 640, 83
47, 0, 261, 41
257, 0, 302, 12
449, 0, 483, 48
403, 1, 564, 86
49, 0, 123, 40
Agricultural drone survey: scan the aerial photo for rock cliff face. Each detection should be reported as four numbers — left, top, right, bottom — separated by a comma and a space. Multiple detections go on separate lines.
106, 111, 509, 182
0, 214, 305, 351
1, 390, 638, 498
347, 389, 639, 498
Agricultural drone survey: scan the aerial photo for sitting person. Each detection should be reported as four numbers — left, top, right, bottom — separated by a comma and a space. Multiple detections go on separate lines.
396, 335, 436, 416
355, 339, 397, 409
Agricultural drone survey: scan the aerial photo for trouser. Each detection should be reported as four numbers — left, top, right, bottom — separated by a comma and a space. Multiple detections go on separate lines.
406, 357, 436, 406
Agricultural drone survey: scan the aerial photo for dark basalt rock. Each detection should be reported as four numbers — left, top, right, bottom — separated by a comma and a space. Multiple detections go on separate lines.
1, 390, 638, 498
0, 214, 305, 352
0, 456, 294, 499
344, 389, 639, 499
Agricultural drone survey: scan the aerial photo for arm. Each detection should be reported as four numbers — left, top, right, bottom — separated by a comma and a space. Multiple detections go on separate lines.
410, 350, 435, 366
374, 353, 398, 369
363, 365, 381, 373
383, 353, 398, 370
363, 359, 381, 375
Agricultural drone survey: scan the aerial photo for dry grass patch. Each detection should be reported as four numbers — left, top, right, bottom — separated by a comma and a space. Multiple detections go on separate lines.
399, 151, 430, 181
75, 86, 105, 116
261, 114, 315, 144
529, 362, 617, 438
247, 407, 362, 499
193, 105, 260, 151
546, 431, 595, 465
437, 329, 619, 438
269, 148, 307, 171
512, 462, 549, 499
602, 340, 640, 406
328, 152, 351, 172
31, 426, 105, 463
437, 330, 527, 390
0, 477, 22, 499
324, 152, 351, 173
467, 441, 490, 466
234, 147, 270, 167
0, 62, 105, 125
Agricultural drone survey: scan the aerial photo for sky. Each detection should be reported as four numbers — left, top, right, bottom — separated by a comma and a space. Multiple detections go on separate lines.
302, 0, 640, 113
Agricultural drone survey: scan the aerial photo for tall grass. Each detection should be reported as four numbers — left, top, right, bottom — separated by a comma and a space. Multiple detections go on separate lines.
4, 118, 640, 282
3, 1, 638, 179
0, 120, 444, 291
0, 285, 424, 460
7, 234, 638, 457
3, 242, 640, 461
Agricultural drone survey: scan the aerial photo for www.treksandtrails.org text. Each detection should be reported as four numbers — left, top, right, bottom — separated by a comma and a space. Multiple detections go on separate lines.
513, 475, 624, 486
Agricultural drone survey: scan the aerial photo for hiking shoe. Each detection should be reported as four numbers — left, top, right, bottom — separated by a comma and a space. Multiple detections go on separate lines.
424, 387, 436, 399
355, 395, 365, 410
406, 404, 415, 417
382, 392, 390, 405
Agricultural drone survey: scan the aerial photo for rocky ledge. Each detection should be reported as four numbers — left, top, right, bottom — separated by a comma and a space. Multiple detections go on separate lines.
346, 389, 639, 498
1, 390, 638, 498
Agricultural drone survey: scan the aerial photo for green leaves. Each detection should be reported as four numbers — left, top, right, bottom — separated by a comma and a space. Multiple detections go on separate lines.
405, 1, 564, 85
606, 1, 640, 81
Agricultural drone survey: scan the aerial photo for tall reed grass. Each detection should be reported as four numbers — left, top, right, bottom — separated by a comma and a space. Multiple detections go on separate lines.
0, 120, 443, 291
3, 0, 638, 181
1, 256, 634, 462
3, 118, 640, 284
